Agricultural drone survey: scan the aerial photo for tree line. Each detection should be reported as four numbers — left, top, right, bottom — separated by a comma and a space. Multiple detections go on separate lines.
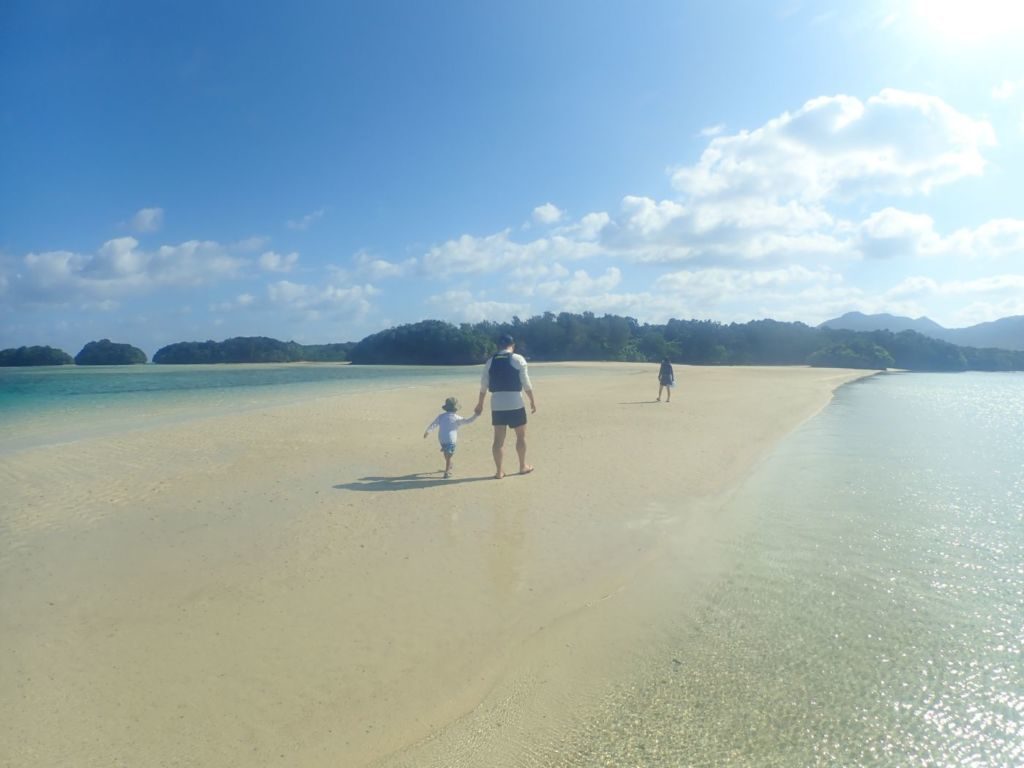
349, 313, 1024, 372
4, 313, 1023, 371
152, 337, 353, 364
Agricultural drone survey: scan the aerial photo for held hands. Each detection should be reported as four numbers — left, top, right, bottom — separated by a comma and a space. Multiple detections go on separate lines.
473, 404, 483, 416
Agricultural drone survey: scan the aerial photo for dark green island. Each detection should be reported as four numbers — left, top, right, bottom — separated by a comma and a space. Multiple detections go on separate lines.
75, 339, 149, 365
0, 345, 75, 366
5, 312, 1024, 371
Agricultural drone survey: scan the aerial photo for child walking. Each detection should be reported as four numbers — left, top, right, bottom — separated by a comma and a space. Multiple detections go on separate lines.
423, 396, 478, 478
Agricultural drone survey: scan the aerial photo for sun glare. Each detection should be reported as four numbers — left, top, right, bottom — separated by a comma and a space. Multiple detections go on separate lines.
913, 0, 1024, 43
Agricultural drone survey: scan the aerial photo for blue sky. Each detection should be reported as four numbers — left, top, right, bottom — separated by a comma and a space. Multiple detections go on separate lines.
3, 0, 1023, 356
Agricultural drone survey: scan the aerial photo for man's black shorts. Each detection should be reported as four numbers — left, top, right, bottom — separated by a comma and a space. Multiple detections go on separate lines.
492, 407, 527, 428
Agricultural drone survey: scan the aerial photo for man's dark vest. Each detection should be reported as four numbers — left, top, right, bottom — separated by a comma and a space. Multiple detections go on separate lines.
488, 352, 522, 392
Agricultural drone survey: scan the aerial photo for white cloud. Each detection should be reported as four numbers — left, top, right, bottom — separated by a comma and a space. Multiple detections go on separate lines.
699, 123, 725, 137
507, 261, 571, 296
286, 208, 326, 231
426, 290, 529, 323
84, 237, 146, 278
533, 203, 564, 225
690, 199, 834, 235
858, 207, 945, 259
672, 90, 995, 203
421, 231, 516, 276
883, 273, 1024, 326
535, 267, 622, 298
574, 212, 611, 240
131, 207, 164, 233
259, 250, 299, 272
886, 273, 1024, 299
266, 279, 377, 317
857, 208, 1024, 260
151, 241, 247, 284
654, 265, 843, 307
953, 297, 1024, 326
608, 196, 854, 264
620, 196, 687, 237
992, 78, 1024, 100
420, 229, 600, 278
233, 235, 270, 252
949, 218, 1024, 259
10, 237, 248, 304
352, 250, 416, 280
553, 211, 611, 241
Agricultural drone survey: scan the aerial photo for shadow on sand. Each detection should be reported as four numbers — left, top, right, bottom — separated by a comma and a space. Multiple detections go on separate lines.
618, 400, 662, 405
334, 472, 492, 492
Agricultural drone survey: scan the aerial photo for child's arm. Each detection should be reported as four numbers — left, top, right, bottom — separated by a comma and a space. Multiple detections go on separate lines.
459, 413, 479, 426
424, 415, 441, 438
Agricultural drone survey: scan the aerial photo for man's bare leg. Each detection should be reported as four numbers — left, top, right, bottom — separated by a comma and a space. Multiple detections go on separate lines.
492, 425, 508, 478
514, 425, 533, 474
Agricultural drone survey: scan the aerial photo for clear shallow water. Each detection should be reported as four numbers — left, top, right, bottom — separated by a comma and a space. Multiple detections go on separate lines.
570, 372, 1023, 766
0, 364, 487, 453
0, 362, 600, 453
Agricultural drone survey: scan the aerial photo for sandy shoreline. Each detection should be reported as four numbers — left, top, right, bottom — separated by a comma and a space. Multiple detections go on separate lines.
0, 363, 871, 766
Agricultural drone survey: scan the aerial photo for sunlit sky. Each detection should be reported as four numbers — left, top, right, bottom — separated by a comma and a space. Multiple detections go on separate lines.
2, 0, 1023, 355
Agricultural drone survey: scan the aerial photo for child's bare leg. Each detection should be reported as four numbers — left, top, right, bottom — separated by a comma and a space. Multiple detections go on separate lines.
443, 451, 453, 477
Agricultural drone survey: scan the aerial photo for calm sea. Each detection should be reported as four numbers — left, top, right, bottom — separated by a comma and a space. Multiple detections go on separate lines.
0, 362, 604, 454
0, 364, 486, 453
570, 371, 1023, 767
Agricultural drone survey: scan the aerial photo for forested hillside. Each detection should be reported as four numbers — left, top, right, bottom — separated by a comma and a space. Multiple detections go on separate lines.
349, 313, 1024, 371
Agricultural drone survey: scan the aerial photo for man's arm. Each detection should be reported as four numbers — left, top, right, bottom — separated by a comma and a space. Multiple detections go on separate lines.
517, 356, 536, 413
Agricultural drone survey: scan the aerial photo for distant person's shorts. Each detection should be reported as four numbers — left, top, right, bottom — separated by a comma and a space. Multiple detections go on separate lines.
492, 407, 527, 428
440, 442, 456, 455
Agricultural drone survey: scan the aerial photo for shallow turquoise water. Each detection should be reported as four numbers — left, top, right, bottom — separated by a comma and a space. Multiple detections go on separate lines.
0, 364, 485, 453
0, 362, 599, 453
570, 372, 1023, 766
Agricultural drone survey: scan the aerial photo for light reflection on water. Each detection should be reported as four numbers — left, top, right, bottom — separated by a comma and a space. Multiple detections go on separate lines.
562, 372, 1023, 766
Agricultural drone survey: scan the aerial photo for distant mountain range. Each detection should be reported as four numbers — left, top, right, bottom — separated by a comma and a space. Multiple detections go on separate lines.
819, 312, 1024, 351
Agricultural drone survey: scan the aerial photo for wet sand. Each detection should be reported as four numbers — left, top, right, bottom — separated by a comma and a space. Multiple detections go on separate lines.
0, 363, 870, 767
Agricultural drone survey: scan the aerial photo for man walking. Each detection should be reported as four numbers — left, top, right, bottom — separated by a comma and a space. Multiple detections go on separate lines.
474, 334, 536, 479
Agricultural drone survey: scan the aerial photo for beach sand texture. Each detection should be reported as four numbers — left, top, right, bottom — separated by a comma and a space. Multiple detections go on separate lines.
0, 363, 869, 767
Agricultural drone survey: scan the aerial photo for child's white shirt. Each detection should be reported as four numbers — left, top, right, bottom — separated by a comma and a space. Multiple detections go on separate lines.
425, 411, 478, 445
